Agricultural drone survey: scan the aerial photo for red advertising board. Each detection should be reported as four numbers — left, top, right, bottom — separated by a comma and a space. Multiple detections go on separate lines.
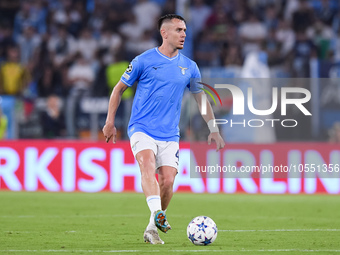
0, 140, 339, 194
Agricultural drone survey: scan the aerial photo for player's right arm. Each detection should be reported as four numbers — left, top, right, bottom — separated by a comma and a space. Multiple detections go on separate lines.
102, 80, 129, 143
103, 55, 142, 143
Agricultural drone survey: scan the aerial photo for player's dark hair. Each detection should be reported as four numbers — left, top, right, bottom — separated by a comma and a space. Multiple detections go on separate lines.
157, 14, 186, 30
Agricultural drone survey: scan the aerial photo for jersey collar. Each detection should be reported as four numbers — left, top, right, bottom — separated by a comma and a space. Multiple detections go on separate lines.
155, 47, 179, 61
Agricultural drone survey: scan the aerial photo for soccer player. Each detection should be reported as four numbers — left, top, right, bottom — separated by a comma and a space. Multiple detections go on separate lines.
102, 14, 225, 244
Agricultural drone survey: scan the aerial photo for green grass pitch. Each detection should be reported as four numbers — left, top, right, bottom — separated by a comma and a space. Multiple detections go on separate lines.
0, 192, 340, 255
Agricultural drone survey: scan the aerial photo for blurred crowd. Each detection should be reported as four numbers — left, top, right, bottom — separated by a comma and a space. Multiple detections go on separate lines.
0, 0, 339, 140
193, 0, 340, 76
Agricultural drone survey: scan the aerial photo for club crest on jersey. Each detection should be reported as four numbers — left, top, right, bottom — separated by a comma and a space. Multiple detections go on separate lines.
178, 66, 188, 75
126, 63, 133, 73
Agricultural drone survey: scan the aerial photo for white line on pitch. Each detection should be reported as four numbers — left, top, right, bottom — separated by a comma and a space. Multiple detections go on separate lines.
219, 229, 340, 232
0, 214, 189, 218
4, 230, 78, 233
1, 249, 340, 253
5, 229, 340, 234
0, 214, 141, 218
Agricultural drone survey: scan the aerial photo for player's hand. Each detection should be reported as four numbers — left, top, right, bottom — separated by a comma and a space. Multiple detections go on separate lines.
102, 123, 117, 143
208, 132, 225, 152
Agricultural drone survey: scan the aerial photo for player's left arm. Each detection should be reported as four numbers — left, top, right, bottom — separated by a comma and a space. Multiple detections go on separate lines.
193, 91, 225, 151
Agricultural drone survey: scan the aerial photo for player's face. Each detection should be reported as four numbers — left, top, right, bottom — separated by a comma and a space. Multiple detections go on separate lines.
168, 19, 186, 50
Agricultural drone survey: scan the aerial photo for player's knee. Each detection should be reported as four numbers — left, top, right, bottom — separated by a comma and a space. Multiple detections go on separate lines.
137, 154, 155, 171
140, 168, 156, 181
141, 159, 155, 171
161, 177, 174, 190
139, 159, 156, 181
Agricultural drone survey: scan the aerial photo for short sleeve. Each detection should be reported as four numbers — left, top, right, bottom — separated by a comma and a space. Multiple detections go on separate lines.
188, 62, 202, 94
120, 56, 143, 87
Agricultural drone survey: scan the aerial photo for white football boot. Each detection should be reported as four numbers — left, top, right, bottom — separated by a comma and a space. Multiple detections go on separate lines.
143, 229, 164, 244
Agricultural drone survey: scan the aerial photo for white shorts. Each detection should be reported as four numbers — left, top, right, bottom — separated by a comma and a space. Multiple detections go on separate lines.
130, 132, 179, 171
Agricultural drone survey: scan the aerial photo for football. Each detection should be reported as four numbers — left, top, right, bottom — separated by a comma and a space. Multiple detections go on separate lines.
187, 216, 218, 245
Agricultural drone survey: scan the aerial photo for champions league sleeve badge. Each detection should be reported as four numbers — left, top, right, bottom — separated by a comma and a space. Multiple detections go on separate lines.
126, 63, 133, 73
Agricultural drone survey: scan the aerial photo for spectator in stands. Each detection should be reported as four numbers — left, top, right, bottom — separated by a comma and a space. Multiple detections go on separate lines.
106, 9, 124, 32
223, 43, 243, 67
48, 24, 76, 67
223, 24, 240, 46
205, 0, 230, 31
206, 7, 233, 46
0, 105, 8, 139
37, 63, 63, 97
332, 7, 340, 33
65, 52, 95, 137
105, 51, 134, 139
119, 13, 144, 60
91, 48, 111, 98
276, 18, 295, 57
17, 25, 41, 65
98, 26, 122, 64
52, 0, 84, 37
108, 0, 131, 26
0, 45, 30, 95
133, 0, 161, 32
316, 0, 336, 26
307, 18, 334, 59
52, 0, 72, 27
284, 0, 299, 21
195, 28, 219, 67
190, 0, 212, 39
129, 30, 158, 56
88, 2, 107, 38
265, 28, 283, 65
91, 49, 109, 98
161, 1, 176, 17
106, 52, 132, 97
238, 12, 267, 56
13, 1, 33, 39
0, 22, 15, 61
33, 32, 51, 81
250, 0, 283, 14
230, 0, 249, 24
292, 0, 315, 33
13, 1, 46, 39
0, 0, 20, 26
263, 4, 279, 30
334, 27, 340, 61
68, 1, 86, 38
40, 94, 65, 139
75, 27, 98, 61
290, 31, 317, 77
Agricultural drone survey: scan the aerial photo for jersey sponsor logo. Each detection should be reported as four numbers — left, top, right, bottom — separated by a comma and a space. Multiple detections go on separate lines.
126, 63, 133, 73
178, 66, 188, 75
123, 73, 130, 80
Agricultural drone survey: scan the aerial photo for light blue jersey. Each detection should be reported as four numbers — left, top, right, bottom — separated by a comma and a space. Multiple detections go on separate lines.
120, 47, 201, 142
